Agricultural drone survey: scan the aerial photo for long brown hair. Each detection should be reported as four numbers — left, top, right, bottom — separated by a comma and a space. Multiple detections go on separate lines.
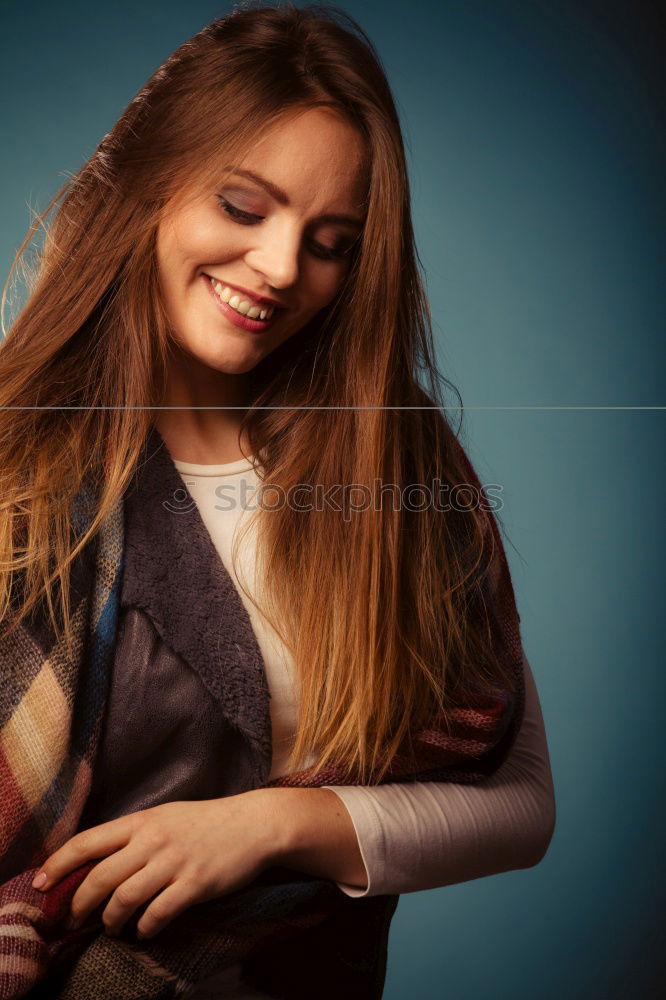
1, 1, 518, 783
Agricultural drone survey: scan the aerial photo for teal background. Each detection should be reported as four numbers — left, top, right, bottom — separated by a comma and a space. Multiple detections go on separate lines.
2, 1, 664, 996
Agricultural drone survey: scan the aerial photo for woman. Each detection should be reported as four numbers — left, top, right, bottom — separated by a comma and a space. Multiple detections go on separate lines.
0, 2, 555, 997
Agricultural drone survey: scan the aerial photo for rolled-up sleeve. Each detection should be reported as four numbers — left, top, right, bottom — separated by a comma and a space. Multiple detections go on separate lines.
323, 652, 556, 897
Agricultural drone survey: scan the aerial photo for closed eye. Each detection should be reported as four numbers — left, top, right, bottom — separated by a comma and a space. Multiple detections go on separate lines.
216, 194, 261, 224
215, 194, 356, 262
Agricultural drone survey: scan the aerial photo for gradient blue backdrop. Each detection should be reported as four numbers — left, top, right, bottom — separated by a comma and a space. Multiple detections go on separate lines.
2, 1, 664, 996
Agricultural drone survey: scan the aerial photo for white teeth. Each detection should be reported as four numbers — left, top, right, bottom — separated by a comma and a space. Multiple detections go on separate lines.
210, 278, 275, 320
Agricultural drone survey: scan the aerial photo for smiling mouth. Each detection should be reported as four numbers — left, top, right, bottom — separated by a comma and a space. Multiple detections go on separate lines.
205, 275, 278, 320
203, 274, 280, 333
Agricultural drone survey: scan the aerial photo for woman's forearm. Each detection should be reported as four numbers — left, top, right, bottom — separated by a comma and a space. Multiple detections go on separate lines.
254, 785, 369, 890
324, 653, 556, 897
251, 652, 555, 898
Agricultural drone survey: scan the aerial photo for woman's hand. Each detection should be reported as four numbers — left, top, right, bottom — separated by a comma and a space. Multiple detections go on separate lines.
31, 792, 281, 939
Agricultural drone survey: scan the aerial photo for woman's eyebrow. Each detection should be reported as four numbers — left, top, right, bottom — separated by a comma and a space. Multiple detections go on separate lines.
222, 166, 365, 229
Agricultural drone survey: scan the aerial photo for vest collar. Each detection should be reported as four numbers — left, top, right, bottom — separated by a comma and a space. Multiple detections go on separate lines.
119, 423, 273, 786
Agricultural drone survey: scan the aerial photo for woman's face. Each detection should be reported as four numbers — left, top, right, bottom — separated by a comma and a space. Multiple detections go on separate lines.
155, 107, 368, 376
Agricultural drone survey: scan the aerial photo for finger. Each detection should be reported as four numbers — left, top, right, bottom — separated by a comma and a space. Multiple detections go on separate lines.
69, 846, 147, 930
100, 861, 172, 937
32, 815, 136, 891
136, 875, 204, 940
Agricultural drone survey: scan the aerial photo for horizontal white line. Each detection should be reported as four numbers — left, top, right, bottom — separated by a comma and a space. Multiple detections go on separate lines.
1, 406, 665, 412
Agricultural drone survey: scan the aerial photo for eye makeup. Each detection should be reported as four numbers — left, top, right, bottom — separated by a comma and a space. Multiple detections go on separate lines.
215, 194, 358, 261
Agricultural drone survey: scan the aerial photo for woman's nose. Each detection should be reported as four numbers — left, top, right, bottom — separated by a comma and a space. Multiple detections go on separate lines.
245, 227, 301, 290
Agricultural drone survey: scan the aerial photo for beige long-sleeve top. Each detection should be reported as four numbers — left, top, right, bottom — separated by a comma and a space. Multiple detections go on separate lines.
175, 454, 556, 899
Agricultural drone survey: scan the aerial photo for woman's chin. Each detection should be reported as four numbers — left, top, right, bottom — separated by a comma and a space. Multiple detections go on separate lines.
172, 333, 265, 377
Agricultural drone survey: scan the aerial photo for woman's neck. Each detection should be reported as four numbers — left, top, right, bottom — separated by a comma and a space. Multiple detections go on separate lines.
154, 346, 252, 464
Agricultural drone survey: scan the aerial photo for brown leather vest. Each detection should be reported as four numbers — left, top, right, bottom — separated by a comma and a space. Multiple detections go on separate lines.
80, 425, 399, 999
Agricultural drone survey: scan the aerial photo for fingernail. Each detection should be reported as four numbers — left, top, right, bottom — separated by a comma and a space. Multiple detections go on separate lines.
31, 871, 48, 890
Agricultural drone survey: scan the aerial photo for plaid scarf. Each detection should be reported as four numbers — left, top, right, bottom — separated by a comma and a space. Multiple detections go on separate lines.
0, 431, 525, 998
